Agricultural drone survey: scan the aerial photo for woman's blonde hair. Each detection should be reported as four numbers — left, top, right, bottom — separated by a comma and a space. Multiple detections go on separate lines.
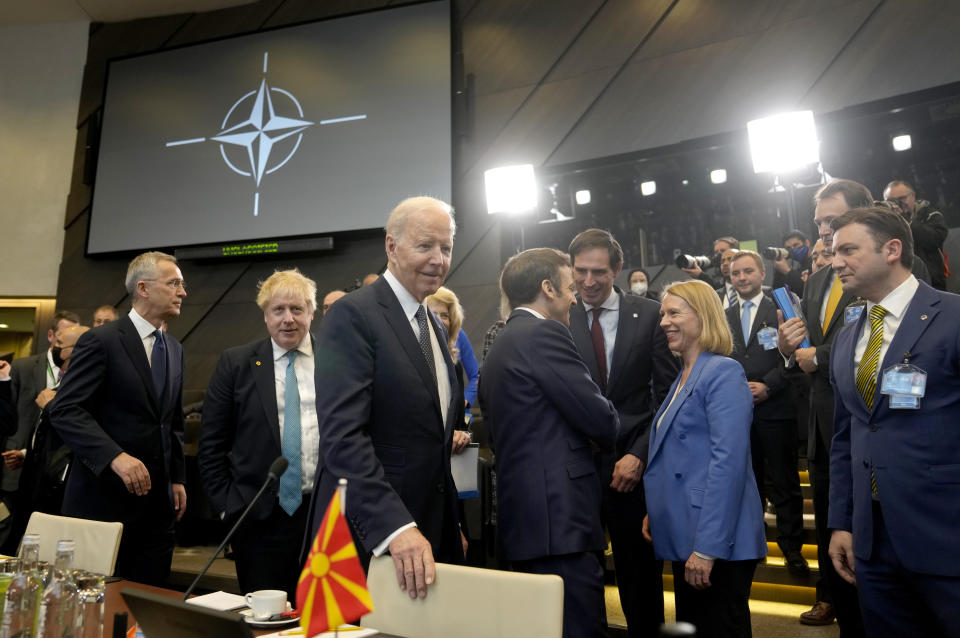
661, 279, 733, 355
425, 286, 463, 361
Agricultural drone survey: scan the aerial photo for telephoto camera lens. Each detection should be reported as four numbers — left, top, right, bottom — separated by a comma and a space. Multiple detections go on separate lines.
761, 247, 789, 260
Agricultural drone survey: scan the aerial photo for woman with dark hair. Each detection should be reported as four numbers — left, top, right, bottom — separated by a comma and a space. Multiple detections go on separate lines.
626, 268, 659, 300
642, 279, 766, 638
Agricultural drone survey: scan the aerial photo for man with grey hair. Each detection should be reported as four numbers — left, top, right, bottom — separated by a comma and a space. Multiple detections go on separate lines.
50, 251, 187, 585
308, 196, 464, 600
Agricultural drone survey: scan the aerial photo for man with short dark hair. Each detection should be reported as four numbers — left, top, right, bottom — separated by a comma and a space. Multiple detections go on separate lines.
778, 179, 867, 634
727, 251, 806, 576
772, 230, 813, 297
715, 248, 741, 308
567, 228, 677, 637
827, 206, 960, 635
50, 251, 187, 585
93, 305, 118, 327
199, 269, 319, 600
481, 247, 618, 638
883, 179, 948, 290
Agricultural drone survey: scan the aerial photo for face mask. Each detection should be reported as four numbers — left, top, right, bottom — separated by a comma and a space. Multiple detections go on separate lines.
630, 282, 648, 296
51, 346, 65, 368
792, 245, 809, 262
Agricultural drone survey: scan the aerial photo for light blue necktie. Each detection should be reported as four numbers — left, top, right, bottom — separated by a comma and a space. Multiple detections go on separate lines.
279, 350, 301, 515
740, 300, 754, 344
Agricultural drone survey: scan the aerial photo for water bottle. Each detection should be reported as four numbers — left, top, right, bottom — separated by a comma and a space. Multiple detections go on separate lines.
1, 534, 44, 638
36, 541, 81, 638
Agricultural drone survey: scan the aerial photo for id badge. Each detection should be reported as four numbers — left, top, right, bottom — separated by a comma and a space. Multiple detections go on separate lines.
888, 394, 921, 409
757, 327, 778, 351
844, 304, 865, 326
881, 363, 927, 398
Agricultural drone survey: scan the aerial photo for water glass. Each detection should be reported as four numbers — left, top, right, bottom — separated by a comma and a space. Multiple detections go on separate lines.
0, 558, 21, 610
75, 570, 106, 638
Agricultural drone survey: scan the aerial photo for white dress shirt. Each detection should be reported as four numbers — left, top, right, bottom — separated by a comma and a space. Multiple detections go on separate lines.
272, 337, 319, 493
45, 349, 61, 389
854, 275, 919, 373
128, 307, 162, 364
583, 290, 620, 384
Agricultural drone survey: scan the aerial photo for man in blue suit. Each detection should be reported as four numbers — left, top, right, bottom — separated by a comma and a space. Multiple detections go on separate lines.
308, 197, 463, 600
481, 247, 619, 638
827, 207, 960, 636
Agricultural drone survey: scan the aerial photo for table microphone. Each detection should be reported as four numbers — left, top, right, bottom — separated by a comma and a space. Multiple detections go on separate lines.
181, 456, 289, 600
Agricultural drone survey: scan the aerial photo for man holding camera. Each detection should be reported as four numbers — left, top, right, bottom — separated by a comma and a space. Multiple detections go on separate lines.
771, 230, 813, 297
679, 236, 739, 293
883, 180, 948, 290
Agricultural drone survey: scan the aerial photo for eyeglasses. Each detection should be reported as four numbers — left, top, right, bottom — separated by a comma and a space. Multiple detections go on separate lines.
143, 278, 187, 291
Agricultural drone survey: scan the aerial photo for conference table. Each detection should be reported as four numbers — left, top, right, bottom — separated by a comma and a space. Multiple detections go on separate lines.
105, 581, 399, 637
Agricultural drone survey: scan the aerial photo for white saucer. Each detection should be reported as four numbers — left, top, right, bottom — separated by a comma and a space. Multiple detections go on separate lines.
239, 607, 299, 629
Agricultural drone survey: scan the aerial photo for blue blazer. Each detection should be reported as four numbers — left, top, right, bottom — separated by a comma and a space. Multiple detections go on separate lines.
479, 310, 619, 561
644, 352, 767, 562
828, 281, 960, 577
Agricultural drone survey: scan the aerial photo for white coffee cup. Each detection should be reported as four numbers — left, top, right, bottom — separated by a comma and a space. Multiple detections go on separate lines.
245, 589, 287, 620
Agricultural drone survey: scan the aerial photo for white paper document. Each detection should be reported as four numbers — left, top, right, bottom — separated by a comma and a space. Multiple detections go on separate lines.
184, 590, 247, 611
451, 443, 479, 498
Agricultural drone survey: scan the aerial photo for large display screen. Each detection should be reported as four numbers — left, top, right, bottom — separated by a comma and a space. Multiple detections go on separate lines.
88, 0, 451, 254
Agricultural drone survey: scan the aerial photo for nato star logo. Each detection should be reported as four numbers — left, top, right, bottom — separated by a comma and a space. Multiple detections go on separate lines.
166, 52, 366, 216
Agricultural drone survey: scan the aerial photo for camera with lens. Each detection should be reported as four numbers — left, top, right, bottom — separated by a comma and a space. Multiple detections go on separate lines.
675, 254, 713, 269
761, 247, 789, 261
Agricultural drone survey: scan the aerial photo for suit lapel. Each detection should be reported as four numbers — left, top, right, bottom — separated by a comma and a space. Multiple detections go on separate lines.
252, 338, 282, 450
569, 301, 603, 389
872, 283, 939, 416
429, 310, 460, 434
33, 354, 48, 392
649, 353, 710, 462
117, 316, 160, 416
608, 292, 637, 393
375, 279, 444, 422
751, 297, 777, 345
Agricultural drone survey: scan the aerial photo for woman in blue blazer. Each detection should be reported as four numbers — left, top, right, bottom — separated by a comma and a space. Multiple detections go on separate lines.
643, 279, 767, 638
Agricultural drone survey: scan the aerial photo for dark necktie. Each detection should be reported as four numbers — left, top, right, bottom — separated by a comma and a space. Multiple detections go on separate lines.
726, 285, 738, 308
591, 307, 608, 391
415, 306, 438, 386
151, 329, 167, 400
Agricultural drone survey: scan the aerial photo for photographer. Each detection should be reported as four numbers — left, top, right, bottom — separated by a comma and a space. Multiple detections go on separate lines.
679, 236, 738, 290
883, 179, 949, 290
769, 230, 812, 297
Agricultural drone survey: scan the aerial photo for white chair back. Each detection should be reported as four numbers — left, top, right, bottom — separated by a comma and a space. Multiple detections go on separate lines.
361, 557, 563, 638
22, 512, 123, 576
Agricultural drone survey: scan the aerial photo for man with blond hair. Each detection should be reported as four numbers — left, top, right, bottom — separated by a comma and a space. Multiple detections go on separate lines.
50, 251, 187, 585
309, 196, 464, 600
199, 269, 318, 599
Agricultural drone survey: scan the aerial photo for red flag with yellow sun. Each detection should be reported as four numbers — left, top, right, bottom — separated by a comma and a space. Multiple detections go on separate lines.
297, 484, 373, 636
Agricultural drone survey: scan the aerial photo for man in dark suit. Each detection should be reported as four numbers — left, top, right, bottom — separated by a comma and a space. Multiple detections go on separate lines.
2, 310, 79, 549
827, 207, 960, 636
0, 361, 14, 437
481, 247, 619, 638
778, 179, 868, 635
727, 251, 806, 575
567, 229, 677, 637
50, 251, 187, 585
309, 197, 463, 600
199, 269, 319, 600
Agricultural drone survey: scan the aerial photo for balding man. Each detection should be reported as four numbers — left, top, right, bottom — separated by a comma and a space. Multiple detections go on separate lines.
93, 305, 118, 327
309, 197, 464, 599
321, 290, 346, 315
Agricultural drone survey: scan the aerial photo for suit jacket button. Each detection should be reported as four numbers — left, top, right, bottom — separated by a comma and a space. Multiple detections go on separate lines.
863, 461, 869, 468
675, 473, 682, 478
436, 483, 445, 493
678, 434, 686, 440
870, 423, 879, 431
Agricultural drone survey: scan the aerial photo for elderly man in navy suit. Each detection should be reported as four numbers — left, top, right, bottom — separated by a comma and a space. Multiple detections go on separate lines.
481, 247, 619, 638
50, 251, 187, 585
309, 196, 464, 600
199, 269, 319, 600
827, 207, 960, 637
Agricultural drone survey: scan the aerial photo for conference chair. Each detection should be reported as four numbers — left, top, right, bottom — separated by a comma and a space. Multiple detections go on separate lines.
362, 556, 563, 638
21, 512, 123, 575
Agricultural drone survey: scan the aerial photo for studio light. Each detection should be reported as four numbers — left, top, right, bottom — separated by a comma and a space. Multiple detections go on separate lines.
892, 134, 912, 151
0, 324, 8, 329
747, 111, 820, 174
575, 189, 591, 205
682, 179, 690, 186
710, 169, 727, 184
640, 180, 656, 196
484, 164, 537, 215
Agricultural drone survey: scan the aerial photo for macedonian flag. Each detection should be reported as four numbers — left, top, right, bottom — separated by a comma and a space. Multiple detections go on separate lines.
297, 484, 374, 636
